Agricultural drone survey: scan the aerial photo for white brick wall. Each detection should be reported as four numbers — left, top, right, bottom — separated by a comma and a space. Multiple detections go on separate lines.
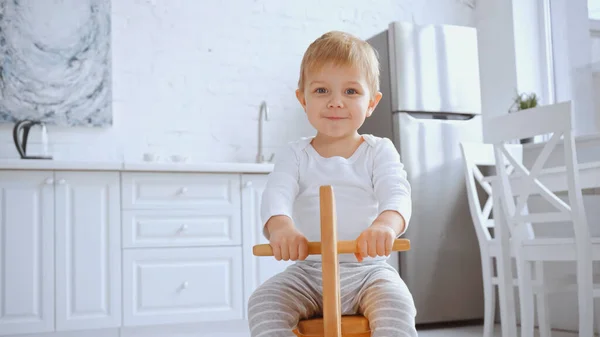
0, 0, 474, 162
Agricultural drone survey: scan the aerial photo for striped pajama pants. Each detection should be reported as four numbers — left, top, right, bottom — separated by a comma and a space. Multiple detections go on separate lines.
247, 260, 418, 337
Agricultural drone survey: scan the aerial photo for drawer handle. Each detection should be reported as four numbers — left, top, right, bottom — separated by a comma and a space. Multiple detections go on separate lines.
178, 224, 188, 233
181, 281, 189, 289
179, 187, 188, 195
45, 178, 54, 185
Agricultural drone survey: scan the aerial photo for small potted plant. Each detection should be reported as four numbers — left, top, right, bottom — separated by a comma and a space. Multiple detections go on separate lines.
509, 91, 538, 143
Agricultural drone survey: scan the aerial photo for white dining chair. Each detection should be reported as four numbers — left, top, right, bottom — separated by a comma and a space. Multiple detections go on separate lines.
460, 142, 550, 337
486, 101, 600, 337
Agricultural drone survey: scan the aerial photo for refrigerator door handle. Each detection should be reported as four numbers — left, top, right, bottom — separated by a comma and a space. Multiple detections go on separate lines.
397, 111, 477, 122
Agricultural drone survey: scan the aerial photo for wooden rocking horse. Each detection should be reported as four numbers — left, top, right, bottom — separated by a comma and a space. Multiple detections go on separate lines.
253, 185, 411, 337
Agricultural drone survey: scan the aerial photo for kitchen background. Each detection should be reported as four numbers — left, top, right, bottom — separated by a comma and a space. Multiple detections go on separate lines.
0, 0, 475, 163
0, 0, 598, 334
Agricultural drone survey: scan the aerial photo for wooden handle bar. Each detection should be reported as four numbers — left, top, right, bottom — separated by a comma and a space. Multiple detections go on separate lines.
252, 238, 410, 256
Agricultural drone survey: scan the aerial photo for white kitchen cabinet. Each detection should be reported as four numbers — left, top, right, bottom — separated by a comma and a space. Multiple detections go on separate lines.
0, 164, 275, 336
0, 171, 55, 335
121, 209, 241, 248
121, 171, 244, 327
0, 170, 122, 336
241, 174, 292, 318
123, 247, 244, 326
54, 171, 122, 331
120, 172, 242, 249
120, 172, 241, 211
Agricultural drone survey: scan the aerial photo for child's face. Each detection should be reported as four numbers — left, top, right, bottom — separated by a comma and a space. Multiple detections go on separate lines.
296, 63, 382, 140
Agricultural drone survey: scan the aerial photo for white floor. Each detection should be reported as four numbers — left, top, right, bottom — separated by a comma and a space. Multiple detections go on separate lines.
416, 324, 578, 337
209, 324, 580, 337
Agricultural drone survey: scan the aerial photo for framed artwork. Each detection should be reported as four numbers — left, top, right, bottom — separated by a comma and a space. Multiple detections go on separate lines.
0, 0, 111, 126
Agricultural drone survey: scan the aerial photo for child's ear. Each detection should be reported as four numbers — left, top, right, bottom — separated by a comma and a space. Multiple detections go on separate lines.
296, 89, 307, 110
366, 91, 383, 117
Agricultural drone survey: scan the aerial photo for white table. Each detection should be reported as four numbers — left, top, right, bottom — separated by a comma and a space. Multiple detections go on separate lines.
493, 133, 600, 337
522, 133, 600, 192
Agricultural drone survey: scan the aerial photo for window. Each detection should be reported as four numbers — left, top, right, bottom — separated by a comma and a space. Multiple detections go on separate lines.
589, 0, 600, 20
539, 0, 599, 136
589, 0, 600, 62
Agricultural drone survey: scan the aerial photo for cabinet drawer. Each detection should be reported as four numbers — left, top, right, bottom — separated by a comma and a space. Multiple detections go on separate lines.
122, 210, 241, 248
121, 172, 240, 210
123, 247, 243, 326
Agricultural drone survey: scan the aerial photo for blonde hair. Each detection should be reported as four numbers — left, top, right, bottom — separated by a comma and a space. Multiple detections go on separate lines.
298, 31, 380, 98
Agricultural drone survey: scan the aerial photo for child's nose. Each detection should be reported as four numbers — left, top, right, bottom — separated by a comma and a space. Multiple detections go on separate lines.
327, 96, 344, 108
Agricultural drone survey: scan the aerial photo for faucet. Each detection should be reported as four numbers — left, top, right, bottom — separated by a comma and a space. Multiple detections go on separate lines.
257, 101, 275, 163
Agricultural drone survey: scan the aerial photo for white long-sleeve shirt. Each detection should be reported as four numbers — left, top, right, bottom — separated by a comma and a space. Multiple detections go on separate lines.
260, 134, 412, 262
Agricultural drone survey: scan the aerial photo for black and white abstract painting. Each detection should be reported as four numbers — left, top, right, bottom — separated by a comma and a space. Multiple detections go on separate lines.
0, 0, 111, 126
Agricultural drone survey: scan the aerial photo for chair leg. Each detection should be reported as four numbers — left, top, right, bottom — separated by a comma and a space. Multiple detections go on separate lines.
534, 261, 551, 337
577, 257, 594, 337
595, 299, 600, 336
516, 257, 535, 337
482, 256, 496, 337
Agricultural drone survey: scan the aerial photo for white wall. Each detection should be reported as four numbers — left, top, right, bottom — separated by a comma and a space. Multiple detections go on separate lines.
0, 0, 475, 163
478, 0, 599, 141
476, 0, 552, 142
550, 0, 598, 137
592, 36, 600, 62
476, 0, 519, 141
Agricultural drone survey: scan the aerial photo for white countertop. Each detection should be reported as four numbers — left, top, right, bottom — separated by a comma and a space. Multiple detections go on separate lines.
0, 159, 123, 171
0, 159, 274, 173
122, 161, 274, 173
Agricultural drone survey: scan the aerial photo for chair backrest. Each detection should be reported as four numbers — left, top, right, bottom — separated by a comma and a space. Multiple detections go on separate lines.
460, 142, 497, 245
485, 101, 591, 242
460, 142, 523, 245
319, 185, 342, 337
459, 142, 532, 244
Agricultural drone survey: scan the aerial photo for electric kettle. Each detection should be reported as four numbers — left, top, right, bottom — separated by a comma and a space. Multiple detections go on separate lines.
12, 120, 52, 160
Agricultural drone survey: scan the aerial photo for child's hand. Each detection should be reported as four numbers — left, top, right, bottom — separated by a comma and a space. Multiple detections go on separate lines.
355, 223, 396, 262
266, 216, 309, 261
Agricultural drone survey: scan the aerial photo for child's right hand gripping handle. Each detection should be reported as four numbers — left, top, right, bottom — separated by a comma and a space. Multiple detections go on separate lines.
252, 239, 410, 256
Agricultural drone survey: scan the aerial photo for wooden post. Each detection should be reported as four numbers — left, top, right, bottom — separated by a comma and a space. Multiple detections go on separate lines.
319, 185, 341, 337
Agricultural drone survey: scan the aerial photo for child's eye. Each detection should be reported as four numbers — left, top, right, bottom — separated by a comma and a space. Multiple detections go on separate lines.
315, 88, 328, 94
345, 88, 358, 95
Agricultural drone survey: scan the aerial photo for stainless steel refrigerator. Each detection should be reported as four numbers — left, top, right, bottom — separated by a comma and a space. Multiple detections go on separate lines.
361, 22, 485, 325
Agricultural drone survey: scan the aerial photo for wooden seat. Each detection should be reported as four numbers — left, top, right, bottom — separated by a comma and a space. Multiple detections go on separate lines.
253, 185, 411, 337
294, 315, 370, 337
